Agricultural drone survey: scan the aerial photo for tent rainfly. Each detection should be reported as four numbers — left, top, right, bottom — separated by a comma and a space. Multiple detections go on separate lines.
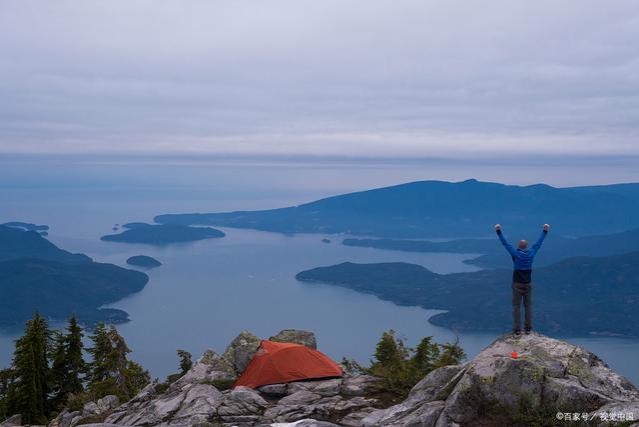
234, 340, 343, 389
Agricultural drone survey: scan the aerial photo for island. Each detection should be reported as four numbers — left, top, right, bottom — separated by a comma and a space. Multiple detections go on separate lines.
126, 255, 162, 268
100, 223, 225, 245
154, 179, 639, 238
0, 224, 90, 263
0, 224, 149, 327
2, 221, 49, 232
342, 227, 639, 269
295, 251, 639, 337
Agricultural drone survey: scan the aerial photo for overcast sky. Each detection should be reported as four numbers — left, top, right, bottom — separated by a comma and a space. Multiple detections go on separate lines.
1, 1, 638, 159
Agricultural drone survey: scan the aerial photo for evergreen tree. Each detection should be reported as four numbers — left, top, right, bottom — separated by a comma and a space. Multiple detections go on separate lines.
435, 340, 465, 369
373, 330, 403, 366
412, 336, 440, 372
177, 350, 192, 375
87, 323, 149, 401
48, 330, 67, 409
87, 322, 111, 385
352, 330, 466, 400
0, 368, 16, 420
49, 314, 86, 409
64, 314, 86, 394
7, 312, 50, 424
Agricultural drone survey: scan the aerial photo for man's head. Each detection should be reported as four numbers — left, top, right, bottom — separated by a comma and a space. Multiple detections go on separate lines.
518, 240, 528, 250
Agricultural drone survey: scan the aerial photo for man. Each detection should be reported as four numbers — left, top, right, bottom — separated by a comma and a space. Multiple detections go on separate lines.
494, 223, 550, 335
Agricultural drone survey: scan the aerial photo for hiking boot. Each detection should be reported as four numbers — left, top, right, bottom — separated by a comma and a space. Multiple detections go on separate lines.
524, 329, 532, 335
512, 329, 522, 336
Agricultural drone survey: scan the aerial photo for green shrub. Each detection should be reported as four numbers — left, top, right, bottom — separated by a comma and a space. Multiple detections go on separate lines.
344, 330, 465, 400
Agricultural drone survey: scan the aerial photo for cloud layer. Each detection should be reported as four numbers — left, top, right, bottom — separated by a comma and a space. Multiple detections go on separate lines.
1, 0, 638, 157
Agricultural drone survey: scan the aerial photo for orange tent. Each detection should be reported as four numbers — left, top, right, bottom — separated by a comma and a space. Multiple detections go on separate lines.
234, 340, 343, 388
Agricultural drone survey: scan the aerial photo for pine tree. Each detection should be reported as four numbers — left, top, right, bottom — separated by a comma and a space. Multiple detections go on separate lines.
87, 323, 149, 401
65, 314, 86, 394
177, 350, 192, 375
435, 340, 465, 368
48, 330, 67, 409
0, 367, 16, 420
50, 314, 86, 409
7, 312, 50, 424
87, 322, 111, 385
373, 330, 402, 367
412, 336, 440, 372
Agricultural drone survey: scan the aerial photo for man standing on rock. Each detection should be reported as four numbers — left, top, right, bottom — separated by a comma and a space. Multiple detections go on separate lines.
494, 223, 550, 335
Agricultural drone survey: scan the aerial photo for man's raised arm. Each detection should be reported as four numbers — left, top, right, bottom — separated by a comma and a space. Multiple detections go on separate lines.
495, 224, 516, 256
530, 224, 550, 255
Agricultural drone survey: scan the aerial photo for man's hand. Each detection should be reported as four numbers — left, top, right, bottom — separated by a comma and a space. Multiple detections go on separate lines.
495, 224, 502, 232
543, 223, 550, 232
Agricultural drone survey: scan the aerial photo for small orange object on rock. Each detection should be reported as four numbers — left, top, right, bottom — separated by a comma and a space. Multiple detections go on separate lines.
511, 351, 519, 359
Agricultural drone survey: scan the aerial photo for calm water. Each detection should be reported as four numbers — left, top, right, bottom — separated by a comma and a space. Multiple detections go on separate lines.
0, 157, 637, 385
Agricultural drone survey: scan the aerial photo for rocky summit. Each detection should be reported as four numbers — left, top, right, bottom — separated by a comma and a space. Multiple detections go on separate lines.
15, 331, 639, 427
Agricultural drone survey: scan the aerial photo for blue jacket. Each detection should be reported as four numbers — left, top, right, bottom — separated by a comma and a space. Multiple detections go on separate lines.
497, 230, 547, 283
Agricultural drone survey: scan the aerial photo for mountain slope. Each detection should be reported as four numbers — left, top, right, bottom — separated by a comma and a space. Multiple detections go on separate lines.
0, 224, 148, 327
295, 252, 639, 336
155, 179, 639, 238
0, 258, 148, 327
0, 225, 90, 263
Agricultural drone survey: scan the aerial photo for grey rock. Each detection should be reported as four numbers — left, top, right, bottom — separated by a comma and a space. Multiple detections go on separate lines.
82, 401, 100, 417
288, 379, 343, 397
0, 414, 21, 427
340, 375, 380, 397
72, 425, 128, 427
361, 365, 463, 426
363, 333, 639, 426
49, 410, 81, 427
590, 401, 639, 426
270, 420, 342, 426
97, 395, 120, 413
258, 383, 289, 397
279, 390, 323, 406
218, 386, 268, 417
222, 331, 262, 375
269, 330, 317, 349
106, 383, 223, 426
264, 420, 341, 427
171, 349, 236, 390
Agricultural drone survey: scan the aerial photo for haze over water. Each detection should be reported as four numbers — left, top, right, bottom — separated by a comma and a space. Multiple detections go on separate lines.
1, 156, 638, 386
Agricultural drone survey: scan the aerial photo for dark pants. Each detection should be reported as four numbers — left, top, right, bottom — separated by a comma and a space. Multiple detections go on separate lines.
512, 282, 532, 331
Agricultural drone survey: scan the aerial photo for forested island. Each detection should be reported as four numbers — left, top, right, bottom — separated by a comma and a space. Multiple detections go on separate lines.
155, 179, 639, 238
101, 223, 225, 245
343, 227, 639, 268
296, 252, 639, 337
126, 255, 162, 268
0, 225, 148, 327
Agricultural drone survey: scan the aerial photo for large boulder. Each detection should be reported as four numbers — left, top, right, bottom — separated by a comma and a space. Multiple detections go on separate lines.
172, 349, 236, 389
0, 414, 21, 427
269, 330, 317, 349
222, 331, 262, 375
362, 333, 639, 426
106, 383, 224, 426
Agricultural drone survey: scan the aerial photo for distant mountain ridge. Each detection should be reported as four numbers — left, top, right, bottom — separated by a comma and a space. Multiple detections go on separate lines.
295, 251, 639, 336
155, 179, 639, 238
